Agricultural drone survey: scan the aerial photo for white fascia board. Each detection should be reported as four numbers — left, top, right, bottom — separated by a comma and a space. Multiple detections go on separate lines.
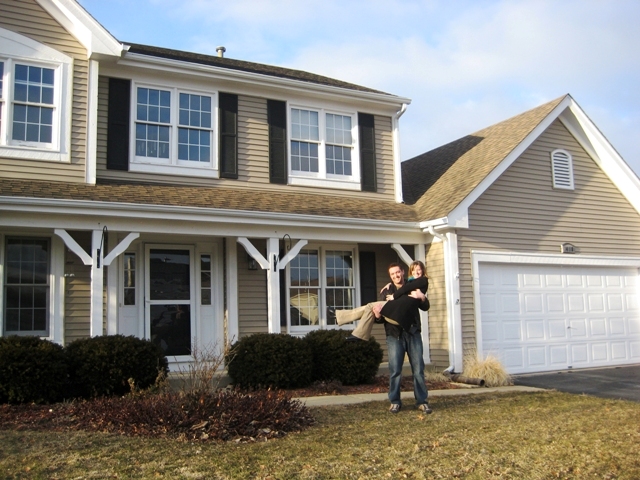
0, 197, 423, 241
472, 249, 640, 268
115, 53, 410, 111
559, 99, 640, 214
444, 96, 573, 228
37, 0, 122, 58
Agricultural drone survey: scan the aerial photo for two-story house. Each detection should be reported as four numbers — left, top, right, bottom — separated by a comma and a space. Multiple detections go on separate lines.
2, 0, 639, 375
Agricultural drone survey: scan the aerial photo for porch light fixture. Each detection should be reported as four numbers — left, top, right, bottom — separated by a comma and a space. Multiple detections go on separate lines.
247, 253, 258, 270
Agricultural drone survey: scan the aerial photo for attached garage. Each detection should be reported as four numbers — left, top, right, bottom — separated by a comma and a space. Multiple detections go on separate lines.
475, 256, 640, 374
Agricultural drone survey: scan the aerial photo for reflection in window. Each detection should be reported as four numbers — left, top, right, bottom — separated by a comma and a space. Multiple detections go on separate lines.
288, 248, 355, 328
4, 237, 49, 335
200, 254, 211, 305
123, 252, 136, 305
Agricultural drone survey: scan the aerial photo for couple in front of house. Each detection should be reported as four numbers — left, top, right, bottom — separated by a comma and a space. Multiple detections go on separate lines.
331, 260, 432, 414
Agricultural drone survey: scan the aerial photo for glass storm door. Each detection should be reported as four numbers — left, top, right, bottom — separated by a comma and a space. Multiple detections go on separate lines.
146, 247, 194, 357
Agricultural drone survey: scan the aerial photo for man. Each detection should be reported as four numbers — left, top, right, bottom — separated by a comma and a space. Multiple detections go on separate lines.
373, 262, 431, 414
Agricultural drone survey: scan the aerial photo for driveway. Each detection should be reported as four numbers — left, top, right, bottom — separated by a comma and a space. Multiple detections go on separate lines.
514, 364, 640, 402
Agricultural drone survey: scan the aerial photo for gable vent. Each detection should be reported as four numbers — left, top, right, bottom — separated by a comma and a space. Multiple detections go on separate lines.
551, 149, 574, 190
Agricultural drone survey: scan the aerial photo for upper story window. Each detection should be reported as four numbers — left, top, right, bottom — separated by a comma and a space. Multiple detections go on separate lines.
551, 149, 574, 190
131, 83, 216, 177
288, 105, 360, 189
0, 27, 72, 162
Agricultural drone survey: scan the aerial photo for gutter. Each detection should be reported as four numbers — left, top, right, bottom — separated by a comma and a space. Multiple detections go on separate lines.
393, 103, 409, 204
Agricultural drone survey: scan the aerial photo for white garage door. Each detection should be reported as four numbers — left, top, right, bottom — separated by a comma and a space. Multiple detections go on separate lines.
479, 263, 640, 374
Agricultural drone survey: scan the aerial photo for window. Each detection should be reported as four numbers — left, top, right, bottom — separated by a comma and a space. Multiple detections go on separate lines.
200, 254, 212, 305
551, 149, 574, 190
0, 27, 72, 162
123, 252, 136, 306
289, 105, 359, 188
288, 247, 356, 331
131, 83, 215, 176
4, 237, 50, 336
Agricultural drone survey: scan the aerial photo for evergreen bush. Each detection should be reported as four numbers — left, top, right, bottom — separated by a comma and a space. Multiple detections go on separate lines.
304, 329, 383, 385
227, 333, 313, 389
65, 334, 168, 399
0, 335, 68, 404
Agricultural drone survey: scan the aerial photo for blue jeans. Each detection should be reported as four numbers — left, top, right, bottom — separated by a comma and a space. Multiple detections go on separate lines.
386, 330, 428, 406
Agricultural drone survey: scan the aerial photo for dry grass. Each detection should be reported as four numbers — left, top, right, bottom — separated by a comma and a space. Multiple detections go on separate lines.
462, 352, 513, 387
2, 391, 639, 479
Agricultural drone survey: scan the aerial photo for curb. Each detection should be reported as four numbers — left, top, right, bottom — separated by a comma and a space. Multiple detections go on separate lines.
295, 385, 545, 407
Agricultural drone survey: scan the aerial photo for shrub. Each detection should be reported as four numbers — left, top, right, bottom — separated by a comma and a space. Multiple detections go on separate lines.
0, 335, 68, 404
227, 333, 313, 389
462, 352, 513, 387
65, 335, 168, 399
304, 329, 383, 385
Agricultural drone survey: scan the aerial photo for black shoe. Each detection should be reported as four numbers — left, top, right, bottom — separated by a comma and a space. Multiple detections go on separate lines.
346, 335, 362, 342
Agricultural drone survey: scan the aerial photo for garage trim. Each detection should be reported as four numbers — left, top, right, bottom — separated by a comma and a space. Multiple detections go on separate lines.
471, 250, 640, 364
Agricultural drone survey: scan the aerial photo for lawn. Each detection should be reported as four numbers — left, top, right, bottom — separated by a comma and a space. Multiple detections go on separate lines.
1, 391, 638, 479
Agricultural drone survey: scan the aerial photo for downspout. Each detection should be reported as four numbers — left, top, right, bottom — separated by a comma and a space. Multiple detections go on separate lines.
392, 103, 408, 204
427, 226, 459, 374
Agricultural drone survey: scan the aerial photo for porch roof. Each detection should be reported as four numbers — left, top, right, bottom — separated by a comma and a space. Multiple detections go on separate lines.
0, 179, 420, 223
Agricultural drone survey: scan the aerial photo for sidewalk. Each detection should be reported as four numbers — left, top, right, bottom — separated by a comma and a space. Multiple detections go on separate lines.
295, 385, 544, 407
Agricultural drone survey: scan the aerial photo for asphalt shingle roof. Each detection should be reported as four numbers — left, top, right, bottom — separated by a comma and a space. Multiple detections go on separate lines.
402, 95, 567, 221
0, 179, 419, 223
126, 43, 390, 96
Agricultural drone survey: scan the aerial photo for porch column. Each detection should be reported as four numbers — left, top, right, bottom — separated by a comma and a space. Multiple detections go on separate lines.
90, 229, 105, 337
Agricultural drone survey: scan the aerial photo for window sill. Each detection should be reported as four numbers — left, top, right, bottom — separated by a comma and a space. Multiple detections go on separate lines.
130, 161, 219, 178
0, 145, 70, 163
289, 176, 361, 191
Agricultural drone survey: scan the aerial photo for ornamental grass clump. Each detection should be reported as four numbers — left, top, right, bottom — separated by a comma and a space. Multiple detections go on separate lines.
462, 352, 512, 387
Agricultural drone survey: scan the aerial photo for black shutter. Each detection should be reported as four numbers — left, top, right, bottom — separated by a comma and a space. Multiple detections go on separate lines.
106, 78, 131, 171
219, 93, 238, 179
358, 113, 376, 192
267, 99, 287, 184
359, 251, 377, 305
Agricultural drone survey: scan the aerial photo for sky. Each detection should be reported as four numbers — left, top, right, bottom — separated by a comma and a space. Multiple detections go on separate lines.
78, 0, 640, 177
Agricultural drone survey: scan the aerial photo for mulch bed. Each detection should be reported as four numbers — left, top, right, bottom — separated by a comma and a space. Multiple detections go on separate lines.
285, 375, 460, 397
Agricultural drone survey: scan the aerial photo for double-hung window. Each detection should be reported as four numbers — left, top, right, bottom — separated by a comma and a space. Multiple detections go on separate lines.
131, 83, 216, 176
3, 237, 50, 336
0, 27, 72, 162
287, 246, 357, 333
289, 105, 359, 189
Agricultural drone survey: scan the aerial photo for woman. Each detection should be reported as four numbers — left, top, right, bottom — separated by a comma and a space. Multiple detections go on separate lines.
334, 260, 428, 341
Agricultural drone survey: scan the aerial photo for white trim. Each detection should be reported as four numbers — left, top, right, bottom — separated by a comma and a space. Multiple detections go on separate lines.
50, 235, 64, 344
106, 231, 118, 335
391, 243, 414, 266
54, 228, 92, 265
444, 231, 463, 371
393, 104, 408, 204
225, 238, 239, 344
85, 59, 99, 184
37, 0, 123, 58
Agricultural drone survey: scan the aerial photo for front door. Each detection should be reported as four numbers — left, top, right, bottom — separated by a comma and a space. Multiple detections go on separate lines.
145, 246, 195, 357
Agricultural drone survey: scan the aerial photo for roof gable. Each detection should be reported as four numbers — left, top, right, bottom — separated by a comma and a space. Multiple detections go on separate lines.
402, 95, 640, 228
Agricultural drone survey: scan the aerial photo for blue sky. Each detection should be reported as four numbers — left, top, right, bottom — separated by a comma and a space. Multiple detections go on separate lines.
79, 0, 640, 177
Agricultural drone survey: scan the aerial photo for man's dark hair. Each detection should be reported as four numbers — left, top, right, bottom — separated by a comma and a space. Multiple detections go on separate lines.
388, 262, 404, 271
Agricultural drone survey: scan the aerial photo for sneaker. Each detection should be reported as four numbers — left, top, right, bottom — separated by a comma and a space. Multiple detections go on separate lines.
418, 403, 432, 414
346, 335, 364, 342
389, 403, 401, 414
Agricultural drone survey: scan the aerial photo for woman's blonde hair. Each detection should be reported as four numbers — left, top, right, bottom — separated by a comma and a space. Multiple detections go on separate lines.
409, 260, 428, 278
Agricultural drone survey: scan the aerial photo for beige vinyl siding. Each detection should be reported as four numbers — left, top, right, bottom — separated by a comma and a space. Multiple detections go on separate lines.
0, 0, 88, 182
425, 240, 447, 369
457, 119, 640, 361
236, 243, 268, 338
63, 232, 91, 344
96, 82, 396, 200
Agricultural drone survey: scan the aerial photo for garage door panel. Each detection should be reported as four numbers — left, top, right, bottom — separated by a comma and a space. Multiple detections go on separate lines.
479, 262, 640, 374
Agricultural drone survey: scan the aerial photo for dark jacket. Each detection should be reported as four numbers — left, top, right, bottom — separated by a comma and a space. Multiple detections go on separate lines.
376, 277, 430, 338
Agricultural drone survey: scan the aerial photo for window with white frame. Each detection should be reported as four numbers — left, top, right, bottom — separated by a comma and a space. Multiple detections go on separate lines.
0, 27, 72, 162
551, 149, 574, 190
132, 83, 215, 174
3, 237, 50, 336
289, 105, 359, 187
288, 247, 356, 330
123, 252, 136, 306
